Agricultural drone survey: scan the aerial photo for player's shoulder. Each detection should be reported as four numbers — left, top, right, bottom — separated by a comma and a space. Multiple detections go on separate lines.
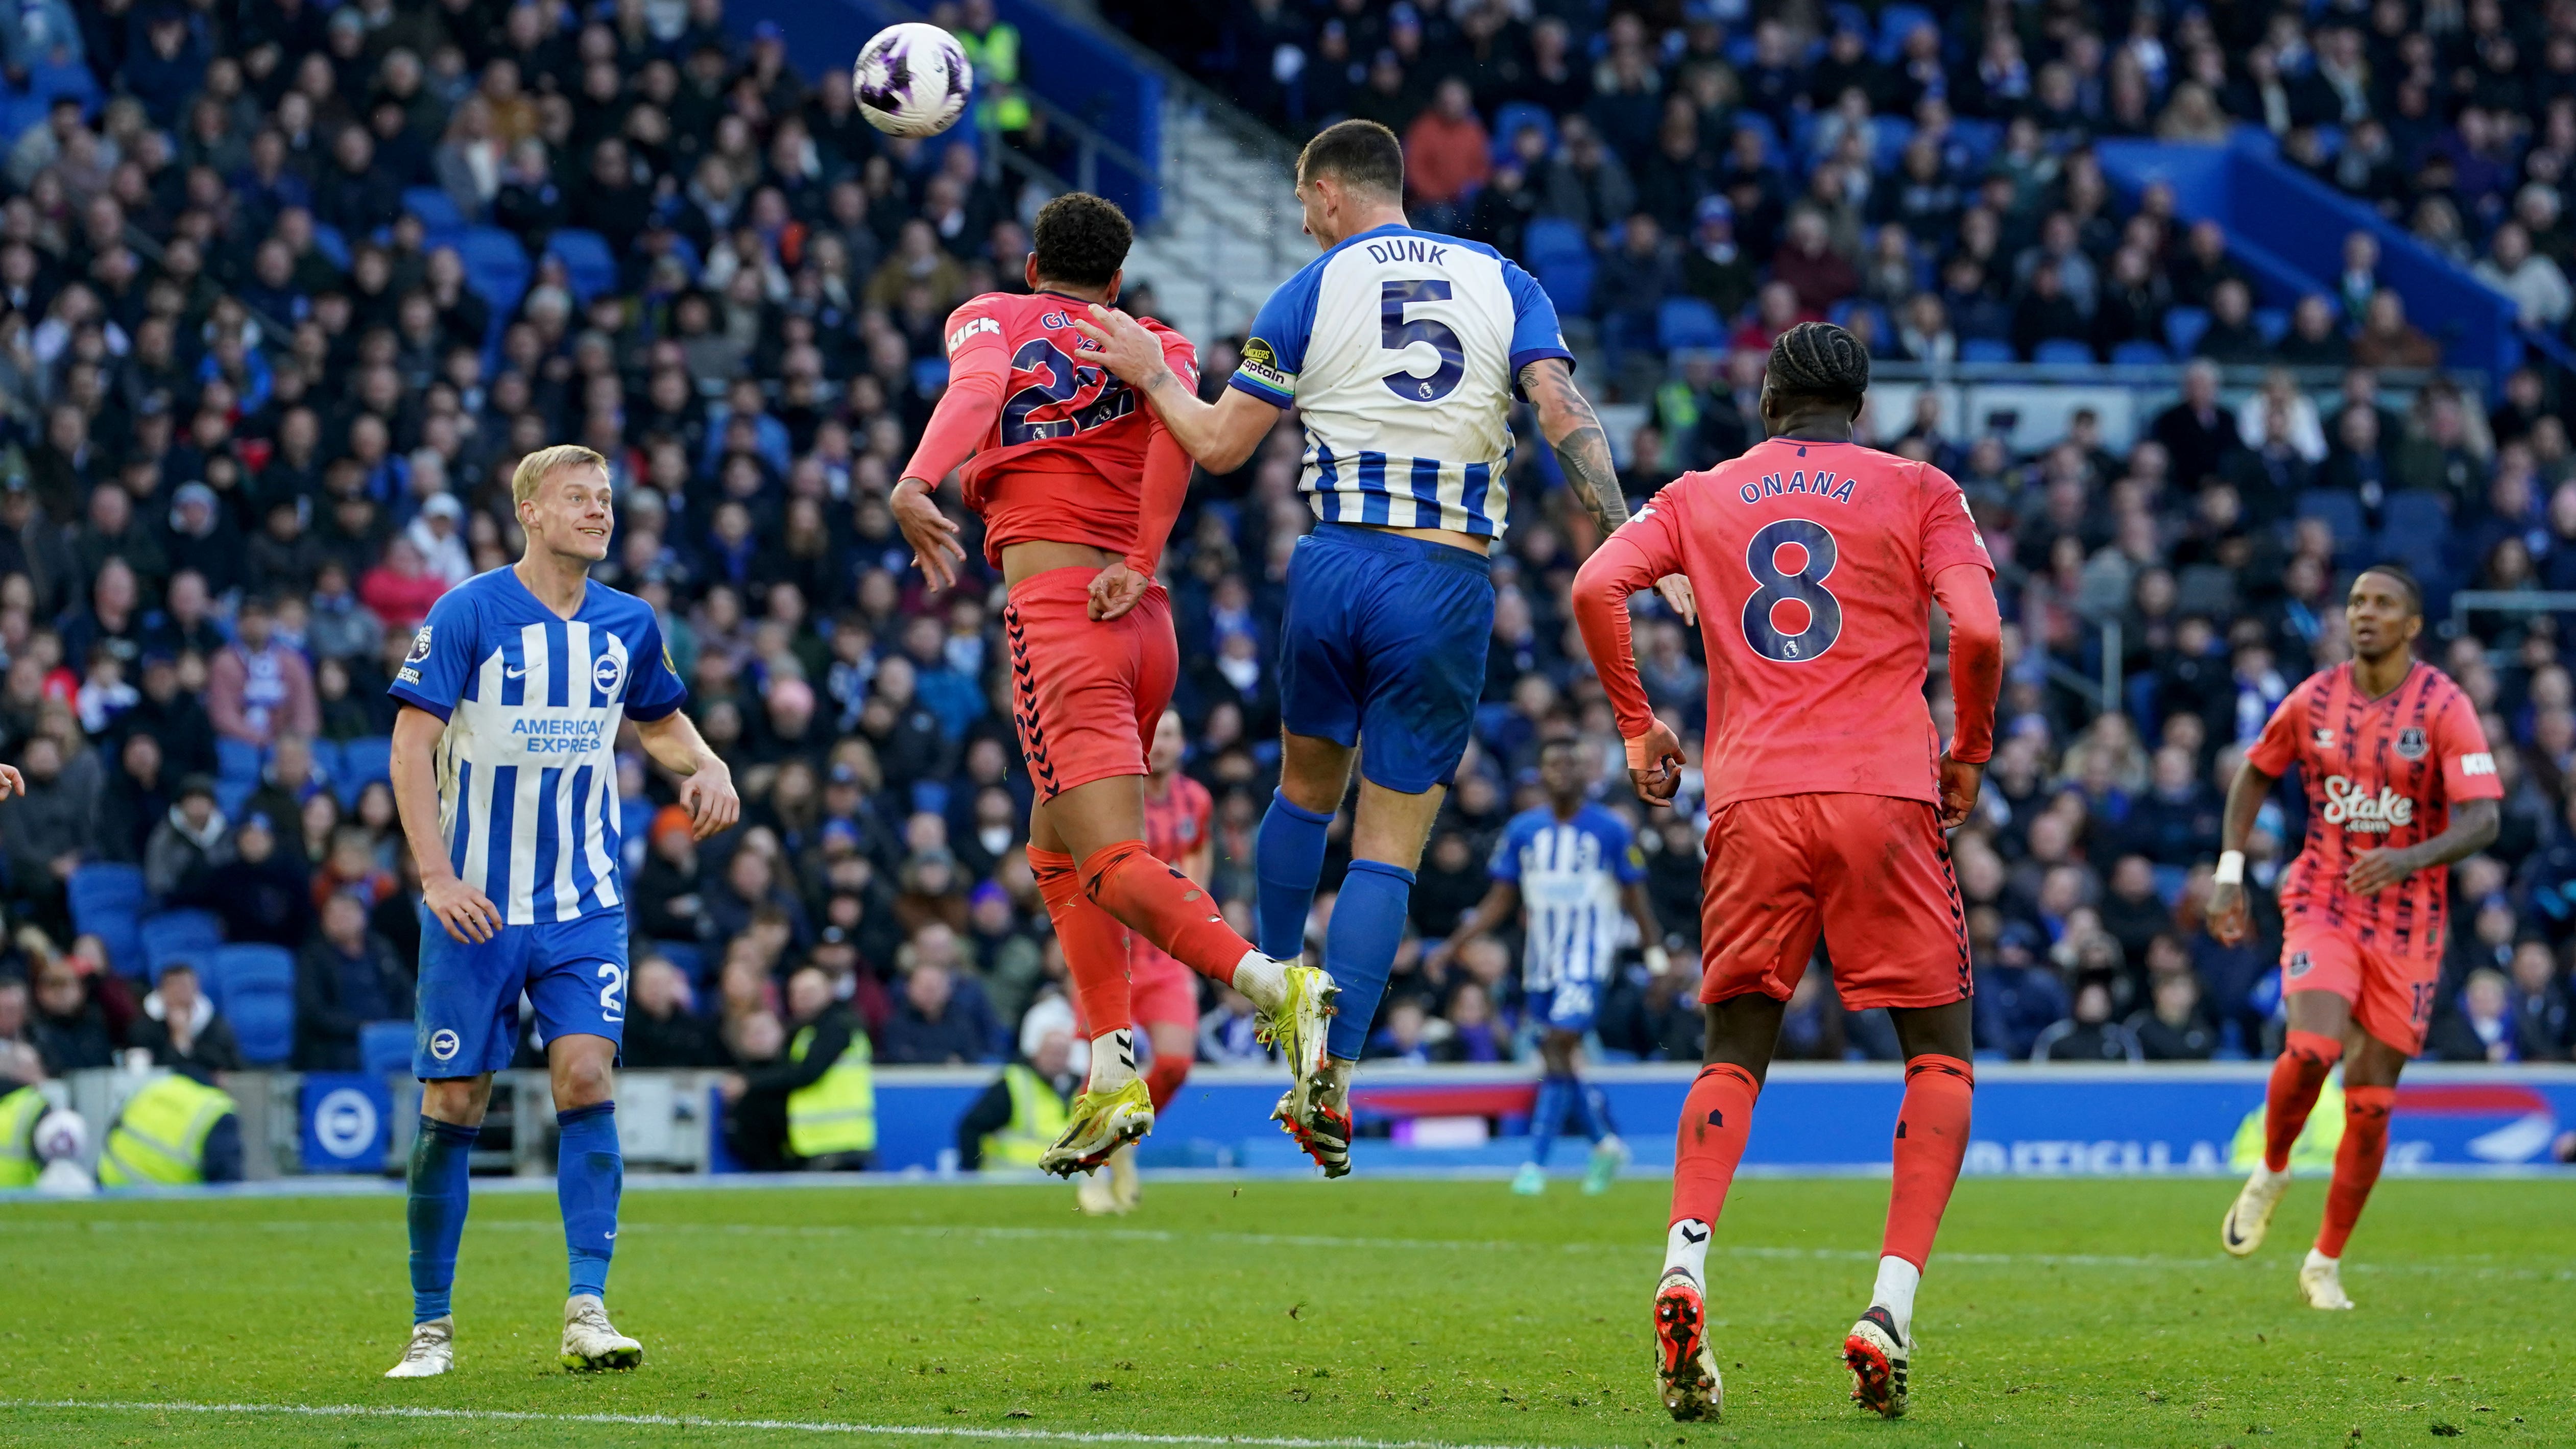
582, 577, 660, 628
1503, 804, 1554, 838
944, 289, 1032, 349
2411, 659, 2471, 704
1175, 772, 1213, 809
1575, 801, 1632, 836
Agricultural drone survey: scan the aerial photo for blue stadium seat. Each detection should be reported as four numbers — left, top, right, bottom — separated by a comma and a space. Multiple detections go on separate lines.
1960, 337, 2016, 364
305, 738, 345, 789
545, 228, 617, 303
310, 223, 350, 272
1535, 257, 1593, 317
1732, 112, 1784, 168
214, 945, 297, 1064
2252, 307, 2289, 346
910, 356, 951, 396
2298, 489, 2369, 557
1947, 117, 2003, 167
655, 941, 707, 984
69, 864, 149, 975
2032, 339, 2096, 367
656, 233, 703, 283
2378, 489, 2451, 547
216, 736, 264, 784
1520, 216, 1587, 269
1870, 116, 1916, 174
1490, 102, 1554, 164
142, 910, 226, 982
215, 779, 254, 820
1655, 297, 1724, 351
0, 95, 49, 149
404, 185, 465, 231
27, 62, 99, 108
1877, 4, 1936, 60
459, 227, 531, 311
2163, 306, 2210, 358
360, 1020, 416, 1079
2109, 340, 2171, 366
910, 780, 950, 817
338, 736, 393, 802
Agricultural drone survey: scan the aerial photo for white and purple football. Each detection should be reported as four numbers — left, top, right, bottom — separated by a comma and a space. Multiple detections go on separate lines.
853, 22, 974, 138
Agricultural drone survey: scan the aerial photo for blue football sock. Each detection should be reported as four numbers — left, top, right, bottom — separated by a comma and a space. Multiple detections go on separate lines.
556, 1102, 621, 1302
406, 1116, 478, 1323
1528, 1075, 1574, 1167
1581, 1081, 1618, 1142
1322, 859, 1413, 1060
1254, 790, 1333, 960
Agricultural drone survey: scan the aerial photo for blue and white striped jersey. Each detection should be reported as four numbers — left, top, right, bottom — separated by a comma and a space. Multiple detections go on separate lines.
387, 568, 687, 925
1230, 223, 1570, 540
1491, 804, 1644, 991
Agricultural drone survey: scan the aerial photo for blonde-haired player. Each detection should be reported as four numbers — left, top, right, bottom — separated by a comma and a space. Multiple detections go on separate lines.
383, 445, 739, 1378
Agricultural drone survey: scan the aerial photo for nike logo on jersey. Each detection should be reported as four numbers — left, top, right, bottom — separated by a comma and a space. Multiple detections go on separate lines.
504, 665, 529, 679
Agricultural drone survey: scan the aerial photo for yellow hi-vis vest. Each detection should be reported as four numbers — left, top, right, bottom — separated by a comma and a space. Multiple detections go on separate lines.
981, 1063, 1070, 1169
99, 1074, 236, 1186
786, 1023, 877, 1158
0, 1085, 43, 1188
956, 22, 1030, 133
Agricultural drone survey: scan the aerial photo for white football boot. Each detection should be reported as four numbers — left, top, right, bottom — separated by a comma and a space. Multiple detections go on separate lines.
560, 1294, 643, 1370
384, 1316, 454, 1378
1842, 1305, 1910, 1419
2299, 1249, 2356, 1310
2221, 1164, 2293, 1257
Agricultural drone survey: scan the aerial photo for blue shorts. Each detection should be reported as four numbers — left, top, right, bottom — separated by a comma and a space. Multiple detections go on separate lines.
1278, 524, 1494, 794
1526, 979, 1602, 1034
413, 906, 630, 1078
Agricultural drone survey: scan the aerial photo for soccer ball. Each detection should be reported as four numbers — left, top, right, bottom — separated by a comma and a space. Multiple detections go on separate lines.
853, 22, 973, 138
33, 1107, 86, 1164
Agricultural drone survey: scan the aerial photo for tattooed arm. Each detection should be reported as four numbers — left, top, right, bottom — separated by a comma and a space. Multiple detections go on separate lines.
1519, 357, 1697, 622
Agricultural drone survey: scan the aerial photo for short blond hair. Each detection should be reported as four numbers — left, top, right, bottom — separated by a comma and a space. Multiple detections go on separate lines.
511, 444, 608, 506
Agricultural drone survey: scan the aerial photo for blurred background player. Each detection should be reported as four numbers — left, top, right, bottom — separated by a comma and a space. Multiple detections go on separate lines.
891, 194, 1330, 1179
1429, 736, 1669, 1195
1077, 710, 1212, 1214
1077, 119, 1691, 1175
384, 444, 740, 1379
2210, 567, 2500, 1311
1572, 323, 2001, 1422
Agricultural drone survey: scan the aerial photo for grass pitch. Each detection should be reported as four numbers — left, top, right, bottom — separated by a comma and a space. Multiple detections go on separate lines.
0, 1174, 2568, 1448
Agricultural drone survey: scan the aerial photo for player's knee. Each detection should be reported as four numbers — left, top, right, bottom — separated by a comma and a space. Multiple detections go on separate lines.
552, 1052, 615, 1109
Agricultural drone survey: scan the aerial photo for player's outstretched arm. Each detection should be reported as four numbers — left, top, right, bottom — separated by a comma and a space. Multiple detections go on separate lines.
1072, 305, 1276, 472
893, 339, 1012, 592
2207, 758, 2282, 944
1572, 528, 1687, 806
1520, 357, 1695, 623
391, 704, 500, 945
634, 710, 741, 840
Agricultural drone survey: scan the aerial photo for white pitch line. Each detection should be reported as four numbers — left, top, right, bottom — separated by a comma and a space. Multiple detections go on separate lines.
7, 1217, 2570, 1277
0, 1399, 1612, 1449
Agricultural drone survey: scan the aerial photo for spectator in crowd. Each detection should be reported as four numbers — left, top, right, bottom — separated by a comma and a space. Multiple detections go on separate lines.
878, 957, 994, 1065
624, 957, 728, 1069
28, 950, 113, 1076
2128, 971, 2219, 1060
129, 962, 246, 1077
2033, 978, 2146, 1062
956, 996, 1080, 1172
720, 965, 875, 1171
179, 813, 312, 949
2432, 968, 2524, 1062
205, 596, 318, 750
293, 892, 413, 1072
145, 775, 228, 900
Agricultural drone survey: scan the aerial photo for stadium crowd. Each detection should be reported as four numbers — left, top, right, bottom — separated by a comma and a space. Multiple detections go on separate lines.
0, 0, 2568, 1148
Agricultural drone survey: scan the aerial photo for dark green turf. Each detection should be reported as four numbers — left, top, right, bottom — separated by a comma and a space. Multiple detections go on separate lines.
1, 1176, 2569, 1447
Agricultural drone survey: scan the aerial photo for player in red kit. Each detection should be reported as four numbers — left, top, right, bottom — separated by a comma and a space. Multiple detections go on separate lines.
1570, 324, 2001, 1423
1075, 709, 1215, 1215
2211, 566, 2499, 1310
890, 194, 1334, 1178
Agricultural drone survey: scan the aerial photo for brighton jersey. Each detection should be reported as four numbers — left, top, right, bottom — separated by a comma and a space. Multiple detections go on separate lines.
387, 568, 687, 925
2245, 660, 2501, 959
1491, 803, 1643, 991
1231, 223, 1570, 539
